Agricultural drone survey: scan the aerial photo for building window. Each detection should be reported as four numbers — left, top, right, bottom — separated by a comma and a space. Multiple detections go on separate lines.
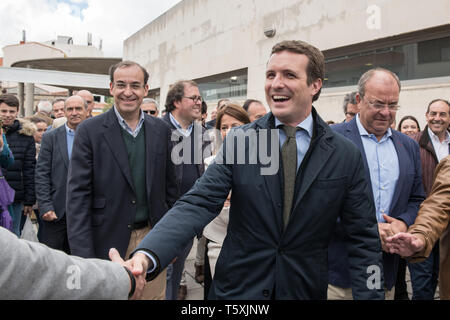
195, 68, 247, 102
323, 25, 450, 88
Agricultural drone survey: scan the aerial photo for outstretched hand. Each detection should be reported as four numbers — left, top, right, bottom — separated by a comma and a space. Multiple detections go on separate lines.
109, 248, 146, 300
385, 232, 425, 257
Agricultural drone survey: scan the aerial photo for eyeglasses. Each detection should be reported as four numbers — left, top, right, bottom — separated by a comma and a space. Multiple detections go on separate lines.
183, 96, 203, 103
113, 82, 145, 91
143, 110, 157, 115
364, 97, 400, 111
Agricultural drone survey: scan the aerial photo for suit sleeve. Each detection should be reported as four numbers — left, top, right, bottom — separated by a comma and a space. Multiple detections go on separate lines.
397, 140, 426, 227
340, 148, 385, 299
0, 133, 14, 169
66, 123, 96, 258
0, 227, 129, 300
22, 136, 36, 206
408, 157, 450, 262
35, 132, 55, 217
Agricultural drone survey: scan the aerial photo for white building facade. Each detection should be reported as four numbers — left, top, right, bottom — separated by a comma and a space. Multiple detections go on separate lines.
124, 0, 450, 126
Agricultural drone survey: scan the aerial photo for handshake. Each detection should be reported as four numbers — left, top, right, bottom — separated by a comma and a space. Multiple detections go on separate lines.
378, 214, 425, 257
108, 248, 153, 300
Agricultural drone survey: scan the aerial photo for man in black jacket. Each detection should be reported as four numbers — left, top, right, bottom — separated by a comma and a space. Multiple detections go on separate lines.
0, 94, 36, 237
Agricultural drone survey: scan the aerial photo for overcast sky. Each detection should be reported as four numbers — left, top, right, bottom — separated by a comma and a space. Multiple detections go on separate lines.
0, 0, 182, 57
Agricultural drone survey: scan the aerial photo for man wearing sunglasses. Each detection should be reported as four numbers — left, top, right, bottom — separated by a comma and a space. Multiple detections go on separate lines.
141, 98, 159, 117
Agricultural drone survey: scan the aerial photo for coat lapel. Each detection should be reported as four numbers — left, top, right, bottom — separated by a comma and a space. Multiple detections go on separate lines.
144, 116, 160, 199
390, 132, 405, 212
258, 114, 284, 232
102, 109, 135, 192
56, 126, 69, 168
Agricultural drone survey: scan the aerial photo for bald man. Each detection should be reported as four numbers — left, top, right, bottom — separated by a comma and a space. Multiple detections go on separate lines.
76, 90, 95, 118
35, 95, 88, 253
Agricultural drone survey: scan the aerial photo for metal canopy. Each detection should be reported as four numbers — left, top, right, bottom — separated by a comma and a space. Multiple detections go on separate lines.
3, 57, 123, 96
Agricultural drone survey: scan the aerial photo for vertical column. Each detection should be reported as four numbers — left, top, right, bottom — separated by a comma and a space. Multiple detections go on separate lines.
18, 82, 25, 117
24, 82, 35, 117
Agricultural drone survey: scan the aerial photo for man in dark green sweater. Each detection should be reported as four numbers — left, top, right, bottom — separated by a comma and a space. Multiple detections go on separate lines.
66, 61, 178, 300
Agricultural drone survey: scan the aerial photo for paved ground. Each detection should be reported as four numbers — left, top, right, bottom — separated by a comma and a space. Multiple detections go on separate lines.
184, 237, 204, 300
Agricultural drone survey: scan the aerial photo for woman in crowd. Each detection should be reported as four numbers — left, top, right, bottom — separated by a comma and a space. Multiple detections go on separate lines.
202, 103, 250, 299
398, 115, 421, 136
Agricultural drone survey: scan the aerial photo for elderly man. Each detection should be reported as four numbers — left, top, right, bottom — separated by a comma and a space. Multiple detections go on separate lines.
52, 99, 66, 119
141, 98, 159, 117
76, 90, 95, 118
126, 40, 384, 300
35, 95, 88, 254
386, 155, 450, 300
328, 68, 425, 300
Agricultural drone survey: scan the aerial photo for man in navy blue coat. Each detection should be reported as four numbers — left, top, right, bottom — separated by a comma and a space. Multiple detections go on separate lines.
127, 40, 385, 300
329, 68, 425, 299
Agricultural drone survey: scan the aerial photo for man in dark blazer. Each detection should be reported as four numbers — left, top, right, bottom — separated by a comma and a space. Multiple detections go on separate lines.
328, 68, 425, 299
66, 61, 178, 300
126, 40, 385, 300
35, 95, 88, 253
161, 80, 210, 300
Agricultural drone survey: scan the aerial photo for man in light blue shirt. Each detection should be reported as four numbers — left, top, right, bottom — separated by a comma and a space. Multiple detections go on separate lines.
36, 95, 88, 254
329, 67, 425, 300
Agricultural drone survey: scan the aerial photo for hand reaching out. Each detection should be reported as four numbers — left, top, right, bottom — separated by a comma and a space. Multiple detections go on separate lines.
385, 233, 425, 257
109, 248, 146, 300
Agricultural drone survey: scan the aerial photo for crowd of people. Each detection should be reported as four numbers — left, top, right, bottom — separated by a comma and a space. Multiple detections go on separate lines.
0, 39, 449, 300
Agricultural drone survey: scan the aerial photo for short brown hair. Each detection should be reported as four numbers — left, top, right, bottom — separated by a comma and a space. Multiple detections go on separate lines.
165, 80, 198, 113
0, 94, 20, 110
271, 40, 325, 102
215, 103, 251, 130
109, 60, 149, 85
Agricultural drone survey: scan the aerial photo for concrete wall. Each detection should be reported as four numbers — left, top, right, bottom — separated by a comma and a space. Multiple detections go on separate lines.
124, 0, 450, 120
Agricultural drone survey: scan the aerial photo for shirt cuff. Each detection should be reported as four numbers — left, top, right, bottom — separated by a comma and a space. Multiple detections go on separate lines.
136, 250, 158, 273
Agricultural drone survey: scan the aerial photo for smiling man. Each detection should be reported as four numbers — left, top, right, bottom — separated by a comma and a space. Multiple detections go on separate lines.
161, 80, 209, 300
66, 61, 178, 300
329, 68, 425, 300
126, 41, 384, 300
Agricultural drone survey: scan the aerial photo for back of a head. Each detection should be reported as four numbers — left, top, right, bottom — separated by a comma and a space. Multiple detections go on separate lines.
37, 100, 52, 114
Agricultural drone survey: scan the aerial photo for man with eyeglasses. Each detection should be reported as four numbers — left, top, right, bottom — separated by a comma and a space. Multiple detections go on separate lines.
76, 90, 95, 118
141, 98, 159, 117
161, 80, 210, 300
342, 91, 359, 123
66, 61, 178, 300
328, 67, 425, 300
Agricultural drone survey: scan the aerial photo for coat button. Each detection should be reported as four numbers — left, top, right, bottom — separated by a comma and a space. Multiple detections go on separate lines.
263, 290, 270, 297
131, 200, 136, 204
127, 224, 131, 229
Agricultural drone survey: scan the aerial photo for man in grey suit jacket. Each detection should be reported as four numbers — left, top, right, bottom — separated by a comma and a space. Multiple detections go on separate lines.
35, 95, 88, 253
0, 227, 144, 299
